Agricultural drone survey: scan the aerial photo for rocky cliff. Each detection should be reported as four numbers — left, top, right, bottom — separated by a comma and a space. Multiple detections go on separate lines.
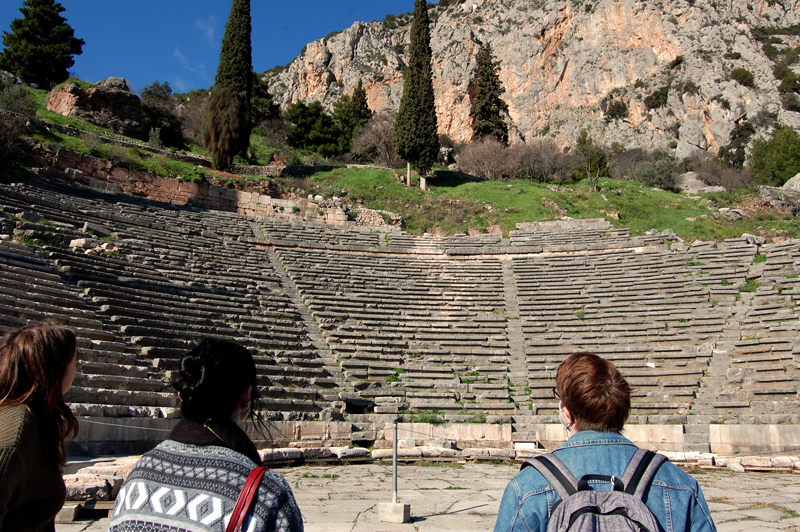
46, 77, 148, 140
263, 0, 800, 158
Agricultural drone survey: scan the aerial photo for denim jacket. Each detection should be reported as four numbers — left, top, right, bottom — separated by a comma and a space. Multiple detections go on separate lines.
493, 431, 717, 532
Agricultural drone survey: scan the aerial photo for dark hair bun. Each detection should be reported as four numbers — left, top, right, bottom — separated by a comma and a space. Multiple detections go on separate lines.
173, 338, 257, 422
177, 353, 205, 391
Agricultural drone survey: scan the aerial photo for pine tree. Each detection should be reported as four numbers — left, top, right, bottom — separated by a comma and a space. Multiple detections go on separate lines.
284, 100, 340, 157
470, 43, 508, 144
251, 74, 280, 127
333, 80, 373, 153
0, 0, 84, 89
393, 0, 439, 178
203, 0, 252, 170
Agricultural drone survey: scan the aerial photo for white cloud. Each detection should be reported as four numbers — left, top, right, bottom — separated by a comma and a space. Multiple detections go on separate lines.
173, 48, 211, 85
195, 15, 218, 49
171, 78, 190, 93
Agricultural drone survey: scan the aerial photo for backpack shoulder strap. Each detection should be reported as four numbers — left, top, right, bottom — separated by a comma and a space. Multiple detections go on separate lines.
522, 453, 579, 500
619, 448, 667, 499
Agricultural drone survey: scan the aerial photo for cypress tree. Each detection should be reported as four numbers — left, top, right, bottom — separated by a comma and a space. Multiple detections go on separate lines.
470, 43, 509, 144
203, 0, 252, 170
393, 0, 439, 178
352, 80, 371, 123
0, 0, 84, 89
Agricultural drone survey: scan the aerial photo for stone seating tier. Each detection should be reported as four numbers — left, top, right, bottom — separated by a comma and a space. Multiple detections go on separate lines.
7, 177, 800, 451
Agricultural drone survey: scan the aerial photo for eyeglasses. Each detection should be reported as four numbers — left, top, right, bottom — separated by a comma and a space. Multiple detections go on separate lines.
552, 387, 560, 399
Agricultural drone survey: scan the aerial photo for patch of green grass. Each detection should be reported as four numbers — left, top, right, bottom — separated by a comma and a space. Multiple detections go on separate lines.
33, 128, 209, 183
409, 409, 446, 424
753, 253, 767, 263
739, 280, 761, 292
408, 461, 464, 469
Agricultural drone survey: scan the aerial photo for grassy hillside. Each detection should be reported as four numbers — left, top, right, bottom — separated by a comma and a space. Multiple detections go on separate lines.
291, 167, 798, 242
7, 86, 798, 243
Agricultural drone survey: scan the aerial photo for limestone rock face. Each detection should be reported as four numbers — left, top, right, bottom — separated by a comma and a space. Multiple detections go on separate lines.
46, 77, 147, 139
264, 0, 800, 155
782, 173, 800, 192
676, 172, 725, 194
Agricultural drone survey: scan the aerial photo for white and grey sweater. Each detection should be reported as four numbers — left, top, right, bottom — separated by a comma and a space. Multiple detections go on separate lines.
108, 420, 303, 532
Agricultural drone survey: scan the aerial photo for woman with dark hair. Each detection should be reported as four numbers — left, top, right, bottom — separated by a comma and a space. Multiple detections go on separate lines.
0, 323, 79, 531
109, 338, 303, 532
494, 352, 716, 532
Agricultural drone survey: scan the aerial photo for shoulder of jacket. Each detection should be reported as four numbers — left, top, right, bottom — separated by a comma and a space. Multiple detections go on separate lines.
0, 405, 36, 447
158, 439, 258, 468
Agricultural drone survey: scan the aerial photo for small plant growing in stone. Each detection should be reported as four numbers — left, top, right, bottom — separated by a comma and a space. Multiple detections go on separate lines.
739, 280, 761, 292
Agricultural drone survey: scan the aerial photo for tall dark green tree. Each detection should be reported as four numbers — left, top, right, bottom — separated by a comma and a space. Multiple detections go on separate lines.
470, 43, 508, 144
393, 0, 439, 179
284, 100, 340, 157
0, 0, 84, 89
202, 0, 252, 170
251, 74, 280, 127
333, 80, 373, 153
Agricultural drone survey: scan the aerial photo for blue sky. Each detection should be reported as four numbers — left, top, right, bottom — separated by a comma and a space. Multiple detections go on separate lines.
0, 1, 423, 94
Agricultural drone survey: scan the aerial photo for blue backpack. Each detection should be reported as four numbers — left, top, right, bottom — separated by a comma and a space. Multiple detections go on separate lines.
522, 448, 667, 532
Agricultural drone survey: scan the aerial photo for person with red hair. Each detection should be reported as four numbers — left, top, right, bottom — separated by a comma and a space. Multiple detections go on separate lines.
0, 323, 79, 531
494, 352, 716, 532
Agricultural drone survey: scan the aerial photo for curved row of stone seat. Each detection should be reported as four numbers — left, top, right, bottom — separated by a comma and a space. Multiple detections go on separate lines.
0, 179, 340, 418
510, 219, 640, 250
713, 239, 800, 414
274, 247, 510, 413
511, 245, 741, 418
5, 174, 800, 430
254, 217, 384, 250
0, 239, 173, 418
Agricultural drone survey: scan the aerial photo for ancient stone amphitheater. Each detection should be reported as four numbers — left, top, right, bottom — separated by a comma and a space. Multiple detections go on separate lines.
2, 176, 799, 458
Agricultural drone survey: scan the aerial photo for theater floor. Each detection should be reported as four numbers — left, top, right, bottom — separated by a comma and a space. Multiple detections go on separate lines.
58, 462, 800, 531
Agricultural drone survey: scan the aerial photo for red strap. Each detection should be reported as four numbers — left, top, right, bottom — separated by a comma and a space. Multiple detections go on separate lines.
226, 466, 268, 532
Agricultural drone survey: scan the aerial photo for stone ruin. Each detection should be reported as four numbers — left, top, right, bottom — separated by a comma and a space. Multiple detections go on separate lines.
2, 173, 800, 463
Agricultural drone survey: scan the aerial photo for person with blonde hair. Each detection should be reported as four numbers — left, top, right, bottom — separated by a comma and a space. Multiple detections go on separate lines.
0, 323, 79, 531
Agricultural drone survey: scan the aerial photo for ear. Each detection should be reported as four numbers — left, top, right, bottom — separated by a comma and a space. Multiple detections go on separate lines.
561, 404, 574, 426
241, 385, 252, 406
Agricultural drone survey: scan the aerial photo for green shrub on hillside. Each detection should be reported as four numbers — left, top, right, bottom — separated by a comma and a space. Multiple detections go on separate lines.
718, 121, 756, 169
634, 154, 678, 192
0, 79, 36, 117
749, 125, 800, 186
731, 67, 755, 87
644, 85, 670, 109
604, 99, 629, 122
284, 100, 341, 157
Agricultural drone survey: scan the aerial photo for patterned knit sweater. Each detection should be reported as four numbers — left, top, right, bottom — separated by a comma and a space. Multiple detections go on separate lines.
108, 420, 303, 532
0, 405, 66, 532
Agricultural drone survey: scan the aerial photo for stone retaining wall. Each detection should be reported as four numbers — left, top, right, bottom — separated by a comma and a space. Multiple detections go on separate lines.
68, 418, 800, 457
